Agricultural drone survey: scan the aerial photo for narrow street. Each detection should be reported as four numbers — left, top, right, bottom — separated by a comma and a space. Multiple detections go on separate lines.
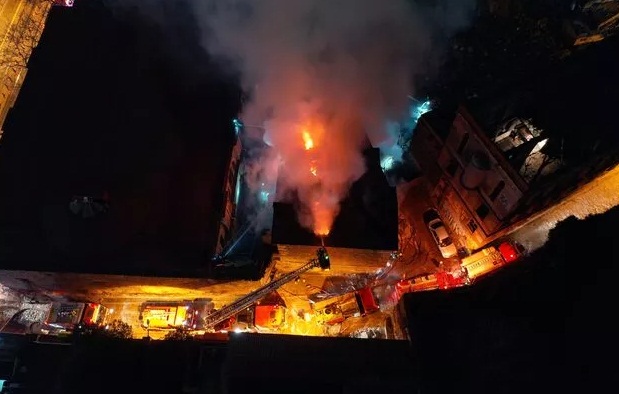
396, 179, 459, 278
0, 176, 459, 341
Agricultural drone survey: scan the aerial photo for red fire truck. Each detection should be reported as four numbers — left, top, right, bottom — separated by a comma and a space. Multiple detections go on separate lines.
395, 241, 524, 299
311, 286, 380, 325
138, 299, 214, 330
461, 241, 523, 283
42, 302, 109, 335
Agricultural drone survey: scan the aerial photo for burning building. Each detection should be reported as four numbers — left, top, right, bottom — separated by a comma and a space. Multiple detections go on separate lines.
271, 146, 398, 275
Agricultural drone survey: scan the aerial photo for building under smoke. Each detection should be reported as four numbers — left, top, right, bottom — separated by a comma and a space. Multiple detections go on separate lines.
271, 147, 398, 275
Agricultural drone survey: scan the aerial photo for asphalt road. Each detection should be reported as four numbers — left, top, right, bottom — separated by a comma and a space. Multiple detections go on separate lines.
0, 269, 404, 339
397, 178, 460, 277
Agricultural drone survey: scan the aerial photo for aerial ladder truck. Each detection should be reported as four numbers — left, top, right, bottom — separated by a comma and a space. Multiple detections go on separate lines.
202, 247, 331, 330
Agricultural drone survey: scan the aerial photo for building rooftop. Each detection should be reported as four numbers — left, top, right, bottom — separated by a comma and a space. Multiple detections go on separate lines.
0, 2, 240, 276
272, 147, 399, 251
421, 107, 457, 139
464, 35, 619, 169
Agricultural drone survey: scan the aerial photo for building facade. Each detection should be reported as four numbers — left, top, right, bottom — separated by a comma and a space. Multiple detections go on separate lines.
412, 103, 619, 252
215, 135, 243, 255
0, 0, 54, 140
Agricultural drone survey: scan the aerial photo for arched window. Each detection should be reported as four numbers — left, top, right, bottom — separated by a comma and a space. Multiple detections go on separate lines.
457, 133, 469, 154
489, 180, 505, 201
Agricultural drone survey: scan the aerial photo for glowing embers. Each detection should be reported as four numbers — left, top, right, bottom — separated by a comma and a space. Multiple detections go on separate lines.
310, 160, 318, 177
301, 127, 320, 177
300, 127, 321, 178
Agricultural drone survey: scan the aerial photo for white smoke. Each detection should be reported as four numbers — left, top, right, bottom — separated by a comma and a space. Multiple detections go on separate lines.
102, 0, 477, 233
192, 0, 475, 233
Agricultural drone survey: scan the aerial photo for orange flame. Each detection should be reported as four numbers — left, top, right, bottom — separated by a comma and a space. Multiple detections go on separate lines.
300, 124, 333, 236
312, 201, 332, 237
315, 228, 330, 236
302, 130, 314, 150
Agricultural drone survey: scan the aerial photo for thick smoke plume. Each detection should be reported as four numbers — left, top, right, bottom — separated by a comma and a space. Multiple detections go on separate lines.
192, 0, 475, 234
105, 0, 475, 234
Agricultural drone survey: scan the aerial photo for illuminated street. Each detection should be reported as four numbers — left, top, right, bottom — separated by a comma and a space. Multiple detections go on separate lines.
397, 178, 461, 275
3, 158, 619, 340
0, 260, 408, 339
511, 162, 619, 252
0, 2, 618, 392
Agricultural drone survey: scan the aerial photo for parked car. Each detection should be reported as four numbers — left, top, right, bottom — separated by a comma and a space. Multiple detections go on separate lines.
427, 217, 458, 258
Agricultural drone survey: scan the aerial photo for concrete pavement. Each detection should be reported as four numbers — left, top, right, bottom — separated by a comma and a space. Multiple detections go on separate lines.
396, 178, 459, 277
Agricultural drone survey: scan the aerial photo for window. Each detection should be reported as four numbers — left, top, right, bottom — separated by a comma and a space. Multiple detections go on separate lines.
467, 219, 478, 233
446, 159, 458, 177
476, 203, 490, 219
489, 180, 505, 201
457, 133, 469, 154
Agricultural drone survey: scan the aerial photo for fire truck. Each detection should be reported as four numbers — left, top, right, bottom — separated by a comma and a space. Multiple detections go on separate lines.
202, 247, 331, 331
461, 241, 523, 283
310, 286, 380, 326
140, 248, 330, 334
395, 241, 524, 299
207, 296, 286, 333
254, 291, 287, 331
394, 270, 468, 298
42, 302, 109, 334
138, 298, 214, 330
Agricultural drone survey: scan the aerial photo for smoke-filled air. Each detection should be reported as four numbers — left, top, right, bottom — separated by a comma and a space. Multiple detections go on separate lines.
191, 0, 475, 235
103, 0, 475, 235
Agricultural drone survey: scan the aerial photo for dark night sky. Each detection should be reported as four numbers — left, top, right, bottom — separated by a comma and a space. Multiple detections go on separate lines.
0, 1, 241, 275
